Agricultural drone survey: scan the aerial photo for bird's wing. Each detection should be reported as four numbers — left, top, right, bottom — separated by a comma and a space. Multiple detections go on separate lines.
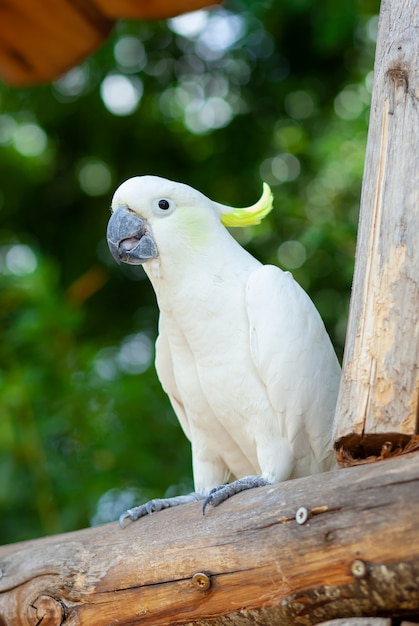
155, 317, 192, 442
245, 264, 341, 472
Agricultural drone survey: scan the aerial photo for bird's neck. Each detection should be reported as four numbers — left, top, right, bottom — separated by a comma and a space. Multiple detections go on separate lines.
143, 231, 260, 312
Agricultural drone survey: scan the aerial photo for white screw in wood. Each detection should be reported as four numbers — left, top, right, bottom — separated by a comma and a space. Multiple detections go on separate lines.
296, 507, 309, 524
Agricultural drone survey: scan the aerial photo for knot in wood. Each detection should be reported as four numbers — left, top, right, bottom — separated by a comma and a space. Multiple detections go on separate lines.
386, 68, 408, 91
29, 595, 66, 626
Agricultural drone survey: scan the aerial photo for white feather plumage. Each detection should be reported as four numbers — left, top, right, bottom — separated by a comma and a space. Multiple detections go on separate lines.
108, 175, 341, 519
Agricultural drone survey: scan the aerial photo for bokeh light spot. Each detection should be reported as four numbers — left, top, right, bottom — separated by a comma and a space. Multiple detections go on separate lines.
0, 115, 17, 145
5, 244, 38, 275
54, 65, 89, 100
168, 9, 209, 38
117, 333, 153, 375
199, 12, 244, 52
91, 487, 143, 525
334, 87, 364, 120
94, 347, 119, 381
284, 90, 315, 120
277, 240, 307, 269
100, 74, 143, 116
366, 15, 379, 42
260, 153, 301, 185
78, 159, 112, 196
114, 36, 146, 72
13, 123, 47, 157
185, 97, 233, 134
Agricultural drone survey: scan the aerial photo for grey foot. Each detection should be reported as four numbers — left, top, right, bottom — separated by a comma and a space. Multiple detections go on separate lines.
119, 492, 203, 528
202, 476, 271, 515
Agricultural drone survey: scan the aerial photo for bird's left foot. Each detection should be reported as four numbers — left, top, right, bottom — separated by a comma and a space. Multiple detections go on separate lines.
119, 492, 203, 527
202, 476, 271, 515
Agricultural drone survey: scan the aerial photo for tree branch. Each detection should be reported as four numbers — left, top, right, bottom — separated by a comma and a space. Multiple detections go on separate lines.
0, 454, 418, 625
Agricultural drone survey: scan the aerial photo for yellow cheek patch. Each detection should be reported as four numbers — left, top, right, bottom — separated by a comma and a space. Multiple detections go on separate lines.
220, 183, 274, 227
180, 205, 213, 247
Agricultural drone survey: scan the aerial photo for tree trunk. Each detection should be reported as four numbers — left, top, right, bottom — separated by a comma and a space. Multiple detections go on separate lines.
333, 0, 419, 460
0, 454, 419, 626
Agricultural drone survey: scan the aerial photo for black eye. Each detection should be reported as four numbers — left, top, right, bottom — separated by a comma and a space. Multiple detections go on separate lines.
153, 197, 176, 215
158, 199, 170, 210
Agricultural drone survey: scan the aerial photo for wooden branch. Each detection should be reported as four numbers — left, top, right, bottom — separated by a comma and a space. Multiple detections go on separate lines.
0, 454, 419, 625
333, 0, 419, 458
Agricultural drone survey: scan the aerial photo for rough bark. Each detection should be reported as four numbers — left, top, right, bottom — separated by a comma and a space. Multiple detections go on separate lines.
0, 454, 419, 626
333, 0, 419, 459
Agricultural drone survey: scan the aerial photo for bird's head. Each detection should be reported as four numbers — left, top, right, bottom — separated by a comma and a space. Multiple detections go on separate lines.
107, 175, 273, 266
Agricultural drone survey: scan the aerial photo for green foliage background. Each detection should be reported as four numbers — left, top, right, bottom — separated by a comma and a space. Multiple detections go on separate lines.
0, 0, 379, 544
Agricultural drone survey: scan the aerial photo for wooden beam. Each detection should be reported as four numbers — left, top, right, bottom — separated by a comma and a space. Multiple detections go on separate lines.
0, 453, 418, 625
0, 0, 218, 86
333, 0, 419, 459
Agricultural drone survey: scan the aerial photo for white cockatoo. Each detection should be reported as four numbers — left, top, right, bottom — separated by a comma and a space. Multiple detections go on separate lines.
107, 175, 341, 525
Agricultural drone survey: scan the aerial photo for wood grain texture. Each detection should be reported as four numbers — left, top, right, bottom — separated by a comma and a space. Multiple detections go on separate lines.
333, 0, 419, 456
0, 0, 217, 85
0, 454, 418, 625
318, 620, 391, 626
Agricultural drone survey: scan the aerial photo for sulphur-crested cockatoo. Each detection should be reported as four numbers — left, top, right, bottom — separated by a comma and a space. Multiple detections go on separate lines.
107, 175, 341, 525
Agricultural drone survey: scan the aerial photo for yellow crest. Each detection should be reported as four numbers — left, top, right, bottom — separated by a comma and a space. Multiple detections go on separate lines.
220, 183, 274, 227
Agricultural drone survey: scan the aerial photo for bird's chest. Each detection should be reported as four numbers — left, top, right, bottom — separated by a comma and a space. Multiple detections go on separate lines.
159, 281, 255, 411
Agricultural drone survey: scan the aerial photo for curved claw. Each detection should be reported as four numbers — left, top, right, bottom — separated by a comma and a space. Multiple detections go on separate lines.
202, 487, 221, 516
119, 504, 148, 528
119, 509, 134, 529
202, 497, 211, 516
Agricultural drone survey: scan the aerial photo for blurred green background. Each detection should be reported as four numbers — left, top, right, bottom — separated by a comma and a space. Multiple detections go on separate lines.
0, 0, 379, 544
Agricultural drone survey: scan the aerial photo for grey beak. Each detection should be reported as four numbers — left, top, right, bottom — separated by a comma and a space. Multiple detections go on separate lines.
107, 206, 158, 265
